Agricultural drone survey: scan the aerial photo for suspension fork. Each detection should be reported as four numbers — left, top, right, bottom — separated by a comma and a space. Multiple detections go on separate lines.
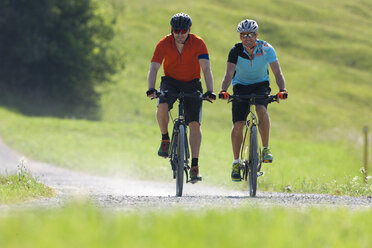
176, 97, 191, 180
177, 97, 190, 164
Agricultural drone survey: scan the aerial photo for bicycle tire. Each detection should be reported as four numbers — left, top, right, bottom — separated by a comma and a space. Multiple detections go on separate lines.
241, 122, 250, 181
248, 125, 259, 197
176, 125, 185, 197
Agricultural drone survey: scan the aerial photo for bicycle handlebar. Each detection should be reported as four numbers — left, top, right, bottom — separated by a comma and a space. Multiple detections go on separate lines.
222, 94, 278, 104
154, 90, 213, 103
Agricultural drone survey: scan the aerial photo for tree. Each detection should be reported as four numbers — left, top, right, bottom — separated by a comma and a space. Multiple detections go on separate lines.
0, 0, 123, 118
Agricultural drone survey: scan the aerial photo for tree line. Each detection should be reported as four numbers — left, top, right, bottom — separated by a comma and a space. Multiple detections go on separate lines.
0, 0, 123, 118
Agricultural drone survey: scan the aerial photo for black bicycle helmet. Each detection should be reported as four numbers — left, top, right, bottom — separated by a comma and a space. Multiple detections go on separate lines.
170, 13, 192, 30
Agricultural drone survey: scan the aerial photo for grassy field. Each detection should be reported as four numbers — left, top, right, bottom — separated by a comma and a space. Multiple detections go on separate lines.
0, 1, 371, 246
0, 202, 371, 248
0, 163, 54, 204
0, 0, 371, 195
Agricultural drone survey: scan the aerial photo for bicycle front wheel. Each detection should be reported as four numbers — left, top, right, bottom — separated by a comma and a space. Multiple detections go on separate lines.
176, 125, 185, 197
248, 125, 259, 197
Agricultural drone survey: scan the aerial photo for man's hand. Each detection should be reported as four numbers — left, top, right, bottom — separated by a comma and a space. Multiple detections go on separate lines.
146, 88, 158, 99
276, 90, 288, 100
203, 91, 216, 101
218, 90, 230, 99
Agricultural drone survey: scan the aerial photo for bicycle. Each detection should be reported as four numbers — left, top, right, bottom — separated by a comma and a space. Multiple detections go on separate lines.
155, 90, 211, 197
220, 93, 277, 197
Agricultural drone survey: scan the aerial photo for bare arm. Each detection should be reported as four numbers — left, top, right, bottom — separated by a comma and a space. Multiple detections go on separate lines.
221, 62, 236, 91
269, 60, 286, 91
199, 58, 214, 92
147, 62, 161, 90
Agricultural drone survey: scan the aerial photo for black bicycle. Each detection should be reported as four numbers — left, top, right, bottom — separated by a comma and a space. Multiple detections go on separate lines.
155, 90, 211, 197
221, 94, 277, 197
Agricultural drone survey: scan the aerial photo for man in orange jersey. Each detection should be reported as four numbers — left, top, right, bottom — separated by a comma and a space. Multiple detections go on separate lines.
146, 13, 215, 183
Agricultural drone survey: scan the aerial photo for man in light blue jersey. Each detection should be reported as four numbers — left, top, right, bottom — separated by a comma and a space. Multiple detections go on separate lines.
219, 19, 288, 182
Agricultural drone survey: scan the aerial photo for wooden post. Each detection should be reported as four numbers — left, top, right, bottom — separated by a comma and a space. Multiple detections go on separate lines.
363, 125, 369, 183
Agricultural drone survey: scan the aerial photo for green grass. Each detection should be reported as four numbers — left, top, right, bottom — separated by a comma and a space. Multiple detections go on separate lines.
0, 202, 371, 248
0, 162, 54, 204
0, 0, 371, 195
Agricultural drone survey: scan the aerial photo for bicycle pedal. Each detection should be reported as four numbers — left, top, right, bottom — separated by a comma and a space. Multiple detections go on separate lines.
231, 178, 242, 182
262, 160, 273, 163
189, 176, 202, 184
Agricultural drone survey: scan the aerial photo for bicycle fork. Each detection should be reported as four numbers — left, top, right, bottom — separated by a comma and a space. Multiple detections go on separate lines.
170, 120, 190, 180
241, 115, 264, 179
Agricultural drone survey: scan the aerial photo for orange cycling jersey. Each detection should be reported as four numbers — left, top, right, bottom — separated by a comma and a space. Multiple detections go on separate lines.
151, 34, 209, 82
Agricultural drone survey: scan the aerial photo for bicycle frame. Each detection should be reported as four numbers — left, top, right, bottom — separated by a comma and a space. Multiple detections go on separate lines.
164, 91, 206, 196
153, 90, 208, 197
241, 104, 259, 164
240, 104, 263, 195
225, 94, 277, 196
169, 97, 190, 179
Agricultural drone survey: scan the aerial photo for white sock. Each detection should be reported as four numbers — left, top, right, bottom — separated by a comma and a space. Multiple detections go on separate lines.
233, 159, 240, 164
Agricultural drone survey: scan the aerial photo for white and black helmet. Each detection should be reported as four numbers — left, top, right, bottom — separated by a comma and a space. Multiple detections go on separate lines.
237, 19, 258, 33
170, 13, 192, 30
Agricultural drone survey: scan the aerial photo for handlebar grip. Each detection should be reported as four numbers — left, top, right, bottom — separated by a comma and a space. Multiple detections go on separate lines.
277, 91, 288, 100
146, 88, 157, 97
265, 95, 277, 103
218, 92, 230, 99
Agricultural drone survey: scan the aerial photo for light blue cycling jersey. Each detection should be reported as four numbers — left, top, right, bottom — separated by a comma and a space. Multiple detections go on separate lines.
227, 39, 277, 86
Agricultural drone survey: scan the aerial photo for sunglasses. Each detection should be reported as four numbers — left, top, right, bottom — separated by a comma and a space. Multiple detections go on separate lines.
240, 32, 257, 38
173, 29, 188, 34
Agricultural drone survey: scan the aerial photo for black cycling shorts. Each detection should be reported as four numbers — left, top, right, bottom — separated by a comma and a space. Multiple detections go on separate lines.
158, 76, 203, 125
232, 81, 271, 123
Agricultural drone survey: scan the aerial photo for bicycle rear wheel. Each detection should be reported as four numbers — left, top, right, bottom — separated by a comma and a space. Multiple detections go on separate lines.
176, 125, 185, 197
248, 125, 259, 197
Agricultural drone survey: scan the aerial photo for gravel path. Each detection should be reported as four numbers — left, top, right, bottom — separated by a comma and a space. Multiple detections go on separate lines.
1, 139, 371, 211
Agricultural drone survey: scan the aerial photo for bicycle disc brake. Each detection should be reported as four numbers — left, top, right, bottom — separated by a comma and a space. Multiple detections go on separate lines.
170, 159, 177, 179
185, 165, 189, 183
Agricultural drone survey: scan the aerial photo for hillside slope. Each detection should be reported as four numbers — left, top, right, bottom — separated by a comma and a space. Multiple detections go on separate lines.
0, 0, 371, 194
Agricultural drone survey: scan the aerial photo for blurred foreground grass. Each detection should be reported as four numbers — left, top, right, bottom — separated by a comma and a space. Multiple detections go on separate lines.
0, 202, 371, 248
